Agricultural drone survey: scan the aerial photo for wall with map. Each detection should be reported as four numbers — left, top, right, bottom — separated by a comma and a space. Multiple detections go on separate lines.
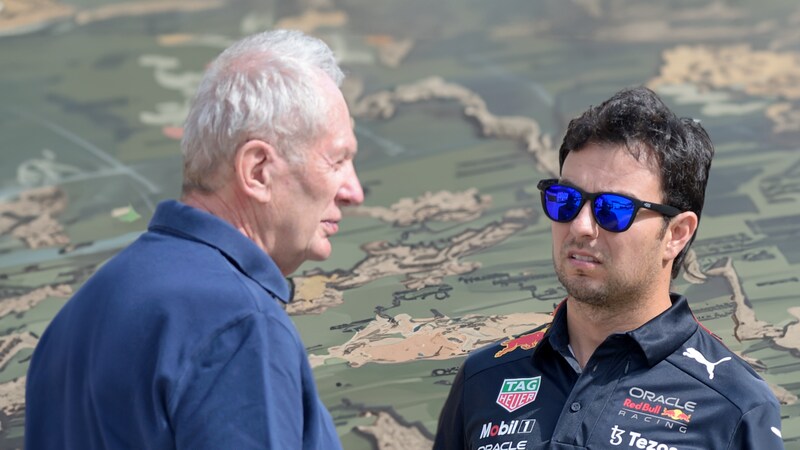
1, 0, 799, 448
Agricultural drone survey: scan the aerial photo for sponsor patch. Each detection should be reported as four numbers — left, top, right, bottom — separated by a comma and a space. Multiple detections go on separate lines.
479, 419, 536, 440
609, 425, 678, 450
617, 410, 688, 434
618, 387, 697, 434
620, 400, 691, 424
682, 347, 731, 380
476, 441, 528, 450
627, 387, 697, 412
661, 408, 691, 423
494, 328, 548, 358
496, 377, 540, 412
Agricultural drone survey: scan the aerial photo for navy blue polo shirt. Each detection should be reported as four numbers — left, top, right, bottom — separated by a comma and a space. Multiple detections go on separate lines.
26, 200, 341, 449
434, 295, 784, 449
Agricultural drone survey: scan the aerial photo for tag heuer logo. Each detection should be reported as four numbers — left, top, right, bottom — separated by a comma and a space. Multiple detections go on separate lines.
496, 377, 541, 412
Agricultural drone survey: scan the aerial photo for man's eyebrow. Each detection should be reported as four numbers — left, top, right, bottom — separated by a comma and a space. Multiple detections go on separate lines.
558, 178, 583, 190
558, 178, 640, 199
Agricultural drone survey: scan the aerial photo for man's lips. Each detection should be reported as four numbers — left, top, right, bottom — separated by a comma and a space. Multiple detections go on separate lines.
321, 220, 339, 235
567, 251, 601, 266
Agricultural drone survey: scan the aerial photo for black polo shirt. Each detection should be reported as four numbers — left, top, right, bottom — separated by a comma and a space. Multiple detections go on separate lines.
434, 295, 784, 449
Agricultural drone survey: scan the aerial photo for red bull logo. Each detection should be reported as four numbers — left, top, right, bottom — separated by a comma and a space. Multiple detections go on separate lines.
661, 407, 692, 423
494, 327, 548, 358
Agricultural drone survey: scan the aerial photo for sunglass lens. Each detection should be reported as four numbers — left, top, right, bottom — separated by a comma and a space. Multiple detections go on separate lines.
544, 185, 582, 222
593, 194, 635, 232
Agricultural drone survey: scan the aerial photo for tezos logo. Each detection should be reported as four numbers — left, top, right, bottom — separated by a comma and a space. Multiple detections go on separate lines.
496, 377, 541, 413
609, 425, 678, 450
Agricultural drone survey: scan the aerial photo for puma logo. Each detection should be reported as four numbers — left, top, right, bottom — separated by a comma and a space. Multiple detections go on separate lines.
682, 347, 731, 380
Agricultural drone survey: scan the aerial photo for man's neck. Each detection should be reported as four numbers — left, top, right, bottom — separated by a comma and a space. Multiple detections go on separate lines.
182, 188, 264, 248
565, 292, 672, 369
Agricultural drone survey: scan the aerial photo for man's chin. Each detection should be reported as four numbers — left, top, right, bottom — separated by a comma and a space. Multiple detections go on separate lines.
307, 242, 333, 262
558, 274, 606, 305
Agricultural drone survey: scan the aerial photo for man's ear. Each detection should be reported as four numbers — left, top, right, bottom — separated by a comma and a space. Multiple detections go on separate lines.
664, 211, 699, 261
234, 139, 279, 203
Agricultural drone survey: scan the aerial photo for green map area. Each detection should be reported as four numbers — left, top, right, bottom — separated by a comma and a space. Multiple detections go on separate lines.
1, 0, 799, 448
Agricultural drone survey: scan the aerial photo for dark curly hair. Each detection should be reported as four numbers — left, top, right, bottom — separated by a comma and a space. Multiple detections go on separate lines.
558, 86, 714, 279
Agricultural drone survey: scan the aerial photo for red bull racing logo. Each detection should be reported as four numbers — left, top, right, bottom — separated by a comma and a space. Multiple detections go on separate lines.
494, 328, 548, 358
496, 377, 541, 412
618, 387, 697, 433
661, 408, 691, 423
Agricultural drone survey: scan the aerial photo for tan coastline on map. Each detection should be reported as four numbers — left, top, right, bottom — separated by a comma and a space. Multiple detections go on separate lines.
688, 254, 798, 403
156, 33, 233, 49
681, 249, 707, 284
650, 45, 800, 99
0, 377, 25, 419
0, 0, 226, 36
364, 35, 414, 68
309, 311, 551, 368
351, 189, 492, 227
0, 333, 38, 371
74, 0, 225, 26
769, 381, 799, 406
289, 204, 531, 315
765, 102, 800, 133
340, 76, 365, 108
0, 284, 72, 318
591, 2, 766, 43
595, 20, 772, 43
275, 9, 347, 33
0, 0, 74, 36
330, 240, 477, 291
0, 186, 69, 249
356, 410, 433, 450
649, 45, 800, 133
352, 76, 558, 177
769, 9, 800, 52
704, 257, 782, 341
285, 273, 344, 315
774, 307, 800, 357
333, 208, 534, 291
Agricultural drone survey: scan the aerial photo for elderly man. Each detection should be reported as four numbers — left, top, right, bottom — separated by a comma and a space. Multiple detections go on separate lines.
25, 30, 362, 449
434, 87, 784, 449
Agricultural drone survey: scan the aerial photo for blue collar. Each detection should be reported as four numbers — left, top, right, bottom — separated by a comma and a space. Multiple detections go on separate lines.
542, 294, 699, 367
148, 200, 292, 303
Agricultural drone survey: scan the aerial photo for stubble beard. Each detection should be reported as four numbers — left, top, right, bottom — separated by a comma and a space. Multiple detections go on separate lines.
555, 265, 635, 313
554, 245, 660, 314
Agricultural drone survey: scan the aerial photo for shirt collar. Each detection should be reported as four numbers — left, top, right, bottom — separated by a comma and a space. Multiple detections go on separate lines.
148, 200, 292, 303
539, 294, 698, 367
627, 294, 698, 366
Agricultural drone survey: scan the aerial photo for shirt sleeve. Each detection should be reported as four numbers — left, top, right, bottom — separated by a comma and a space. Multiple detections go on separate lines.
434, 365, 467, 450
729, 401, 785, 450
168, 312, 313, 449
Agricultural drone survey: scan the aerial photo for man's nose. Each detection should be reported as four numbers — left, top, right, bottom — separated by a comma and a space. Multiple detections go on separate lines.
337, 161, 364, 206
569, 202, 598, 238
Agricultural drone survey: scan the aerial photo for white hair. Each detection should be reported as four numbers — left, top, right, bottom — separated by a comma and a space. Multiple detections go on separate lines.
181, 29, 344, 193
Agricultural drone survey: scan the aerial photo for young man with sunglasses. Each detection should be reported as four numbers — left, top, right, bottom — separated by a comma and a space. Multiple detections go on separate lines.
434, 86, 784, 449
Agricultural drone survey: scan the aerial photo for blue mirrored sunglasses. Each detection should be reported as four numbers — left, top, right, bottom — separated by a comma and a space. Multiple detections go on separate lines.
536, 179, 682, 233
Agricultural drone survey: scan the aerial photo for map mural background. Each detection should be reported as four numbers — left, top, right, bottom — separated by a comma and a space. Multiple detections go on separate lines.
1, 0, 799, 448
